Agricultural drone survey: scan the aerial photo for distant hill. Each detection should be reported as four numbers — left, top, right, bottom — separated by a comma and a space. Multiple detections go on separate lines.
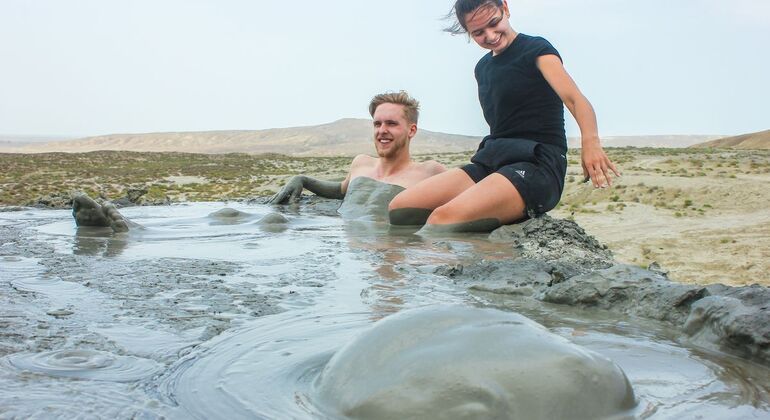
689, 129, 770, 150
10, 119, 481, 157
4, 119, 725, 156
567, 135, 721, 149
0, 135, 74, 150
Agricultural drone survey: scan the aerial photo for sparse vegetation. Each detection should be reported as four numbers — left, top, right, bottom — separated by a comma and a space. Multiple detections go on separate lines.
1, 148, 768, 216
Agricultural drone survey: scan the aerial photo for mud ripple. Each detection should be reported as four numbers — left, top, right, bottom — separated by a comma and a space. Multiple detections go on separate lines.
157, 311, 370, 419
6, 349, 162, 382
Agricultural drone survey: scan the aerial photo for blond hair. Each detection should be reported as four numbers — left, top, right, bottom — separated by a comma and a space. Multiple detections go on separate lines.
368, 91, 420, 124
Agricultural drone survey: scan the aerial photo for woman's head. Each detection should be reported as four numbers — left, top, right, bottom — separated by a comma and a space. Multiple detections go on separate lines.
446, 0, 504, 35
446, 0, 514, 55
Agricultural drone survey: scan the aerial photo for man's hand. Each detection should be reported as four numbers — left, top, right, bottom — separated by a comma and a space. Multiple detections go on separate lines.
268, 176, 305, 204
581, 143, 620, 188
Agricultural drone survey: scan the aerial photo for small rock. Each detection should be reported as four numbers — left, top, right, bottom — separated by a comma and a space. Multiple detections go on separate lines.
46, 309, 74, 318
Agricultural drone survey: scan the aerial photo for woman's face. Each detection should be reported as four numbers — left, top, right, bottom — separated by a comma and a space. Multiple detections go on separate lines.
464, 2, 515, 55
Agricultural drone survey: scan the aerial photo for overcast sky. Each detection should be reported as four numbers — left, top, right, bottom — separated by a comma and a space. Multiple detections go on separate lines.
1, 0, 768, 138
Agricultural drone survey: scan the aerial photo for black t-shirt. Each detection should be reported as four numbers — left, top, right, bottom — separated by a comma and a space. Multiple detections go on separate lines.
475, 33, 566, 150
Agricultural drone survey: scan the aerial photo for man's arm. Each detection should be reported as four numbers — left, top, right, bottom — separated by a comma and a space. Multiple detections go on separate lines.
268, 175, 344, 204
269, 154, 371, 204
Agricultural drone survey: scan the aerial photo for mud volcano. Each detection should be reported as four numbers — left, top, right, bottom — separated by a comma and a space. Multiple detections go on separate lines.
314, 305, 636, 420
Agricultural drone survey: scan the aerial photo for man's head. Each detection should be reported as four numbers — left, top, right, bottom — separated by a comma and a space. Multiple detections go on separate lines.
369, 91, 420, 159
369, 91, 420, 124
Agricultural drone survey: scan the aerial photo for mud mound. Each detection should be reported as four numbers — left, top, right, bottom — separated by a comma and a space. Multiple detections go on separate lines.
436, 214, 770, 366
314, 306, 636, 420
541, 265, 770, 364
489, 214, 613, 271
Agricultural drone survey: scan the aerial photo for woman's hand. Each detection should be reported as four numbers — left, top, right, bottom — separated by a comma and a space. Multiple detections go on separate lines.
581, 140, 620, 188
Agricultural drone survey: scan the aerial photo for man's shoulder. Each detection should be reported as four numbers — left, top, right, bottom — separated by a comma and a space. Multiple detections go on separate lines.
350, 154, 377, 167
415, 160, 447, 175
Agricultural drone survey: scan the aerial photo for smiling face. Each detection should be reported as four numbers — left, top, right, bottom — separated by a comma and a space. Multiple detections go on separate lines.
371, 103, 416, 159
465, 1, 515, 55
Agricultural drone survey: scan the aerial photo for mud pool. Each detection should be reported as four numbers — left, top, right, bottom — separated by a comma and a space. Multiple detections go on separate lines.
1, 199, 769, 419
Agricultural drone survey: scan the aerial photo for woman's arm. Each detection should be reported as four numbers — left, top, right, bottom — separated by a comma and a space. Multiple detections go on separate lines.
537, 54, 620, 188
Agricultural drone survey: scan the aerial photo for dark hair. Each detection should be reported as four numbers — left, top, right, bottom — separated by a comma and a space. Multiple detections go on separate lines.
369, 91, 420, 124
444, 0, 503, 35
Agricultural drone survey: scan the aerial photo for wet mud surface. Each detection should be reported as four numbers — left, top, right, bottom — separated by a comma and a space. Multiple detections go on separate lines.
453, 215, 770, 366
0, 188, 769, 419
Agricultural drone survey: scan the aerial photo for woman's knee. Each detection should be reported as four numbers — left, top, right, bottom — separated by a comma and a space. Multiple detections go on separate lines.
426, 203, 462, 225
388, 191, 411, 211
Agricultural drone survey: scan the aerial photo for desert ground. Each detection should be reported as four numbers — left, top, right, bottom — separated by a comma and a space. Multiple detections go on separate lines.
1, 147, 768, 287
551, 148, 769, 287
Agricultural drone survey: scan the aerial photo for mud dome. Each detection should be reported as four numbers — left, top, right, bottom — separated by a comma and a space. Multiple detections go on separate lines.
314, 305, 636, 420
0, 179, 769, 419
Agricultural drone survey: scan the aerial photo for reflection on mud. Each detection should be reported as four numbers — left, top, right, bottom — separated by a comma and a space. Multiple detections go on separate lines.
74, 227, 130, 257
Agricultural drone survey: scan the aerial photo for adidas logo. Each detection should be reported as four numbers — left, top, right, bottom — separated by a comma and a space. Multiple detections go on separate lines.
515, 170, 526, 178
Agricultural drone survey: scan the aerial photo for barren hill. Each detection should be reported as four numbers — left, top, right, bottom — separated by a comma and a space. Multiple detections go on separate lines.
12, 119, 481, 157
0, 135, 74, 150
4, 120, 726, 156
567, 134, 721, 149
689, 129, 770, 150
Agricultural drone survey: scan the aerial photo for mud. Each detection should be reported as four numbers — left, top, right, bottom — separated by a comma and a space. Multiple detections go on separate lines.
0, 180, 769, 418
314, 305, 637, 420
443, 215, 770, 366
338, 177, 404, 222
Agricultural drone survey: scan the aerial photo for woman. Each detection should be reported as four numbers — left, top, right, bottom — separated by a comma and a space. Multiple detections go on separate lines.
388, 0, 619, 233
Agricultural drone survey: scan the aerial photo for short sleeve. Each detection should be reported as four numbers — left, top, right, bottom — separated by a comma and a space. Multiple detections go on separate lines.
532, 36, 562, 63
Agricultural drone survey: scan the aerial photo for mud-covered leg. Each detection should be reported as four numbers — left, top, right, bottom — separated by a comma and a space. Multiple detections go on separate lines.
72, 194, 132, 232
388, 169, 475, 226
101, 202, 131, 232
73, 194, 111, 227
388, 208, 433, 226
418, 173, 526, 234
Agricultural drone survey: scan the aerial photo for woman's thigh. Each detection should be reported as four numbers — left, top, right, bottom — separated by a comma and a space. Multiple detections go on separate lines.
388, 168, 475, 211
426, 173, 526, 226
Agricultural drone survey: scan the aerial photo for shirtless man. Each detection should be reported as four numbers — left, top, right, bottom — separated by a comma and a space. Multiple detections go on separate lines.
73, 91, 445, 231
268, 91, 446, 204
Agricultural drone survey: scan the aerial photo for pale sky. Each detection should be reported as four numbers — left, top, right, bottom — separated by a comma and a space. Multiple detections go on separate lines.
1, 0, 768, 138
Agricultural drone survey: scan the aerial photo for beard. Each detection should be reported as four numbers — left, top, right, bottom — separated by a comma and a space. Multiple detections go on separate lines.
375, 136, 406, 158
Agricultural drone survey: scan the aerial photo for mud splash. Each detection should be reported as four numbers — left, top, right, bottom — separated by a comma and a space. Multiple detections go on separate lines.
0, 185, 768, 419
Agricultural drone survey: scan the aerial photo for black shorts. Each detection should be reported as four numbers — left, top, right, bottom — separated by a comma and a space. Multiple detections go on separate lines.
461, 138, 568, 218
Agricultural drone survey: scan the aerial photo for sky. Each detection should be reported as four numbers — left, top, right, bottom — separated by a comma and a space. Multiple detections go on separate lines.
1, 0, 768, 138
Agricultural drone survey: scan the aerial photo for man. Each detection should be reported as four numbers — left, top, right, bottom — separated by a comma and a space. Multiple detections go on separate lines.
268, 91, 445, 204
73, 91, 445, 231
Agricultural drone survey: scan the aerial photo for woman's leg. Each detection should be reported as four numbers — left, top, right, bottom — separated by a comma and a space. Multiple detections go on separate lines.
420, 173, 527, 233
388, 169, 475, 225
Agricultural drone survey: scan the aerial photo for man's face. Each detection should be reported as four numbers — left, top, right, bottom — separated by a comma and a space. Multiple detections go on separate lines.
372, 103, 416, 158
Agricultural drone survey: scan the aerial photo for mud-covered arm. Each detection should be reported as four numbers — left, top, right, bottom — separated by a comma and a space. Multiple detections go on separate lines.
268, 175, 344, 204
